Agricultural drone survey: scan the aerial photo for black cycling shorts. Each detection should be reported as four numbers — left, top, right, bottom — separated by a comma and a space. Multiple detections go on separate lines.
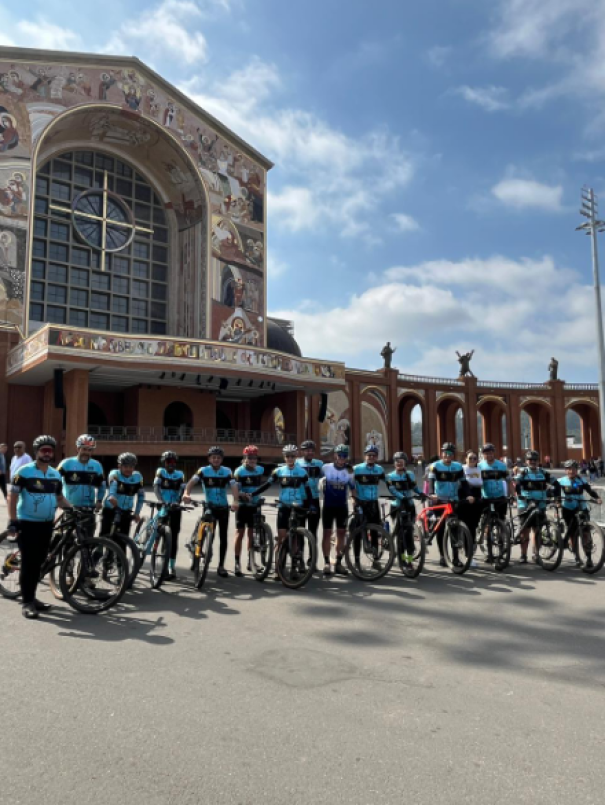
277, 506, 307, 531
481, 498, 508, 520
236, 505, 259, 529
322, 505, 349, 530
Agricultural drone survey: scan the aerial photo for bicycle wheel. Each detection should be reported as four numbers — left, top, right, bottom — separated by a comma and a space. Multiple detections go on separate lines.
0, 531, 21, 599
250, 522, 273, 581
397, 524, 426, 579
277, 527, 316, 589
488, 519, 512, 572
535, 520, 563, 572
150, 525, 172, 589
48, 540, 69, 601
443, 520, 473, 574
132, 517, 149, 566
60, 536, 128, 614
194, 522, 213, 590
100, 532, 141, 589
345, 523, 394, 581
577, 521, 605, 575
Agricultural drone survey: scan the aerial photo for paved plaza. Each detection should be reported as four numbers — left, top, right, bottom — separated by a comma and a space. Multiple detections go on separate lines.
1, 494, 604, 805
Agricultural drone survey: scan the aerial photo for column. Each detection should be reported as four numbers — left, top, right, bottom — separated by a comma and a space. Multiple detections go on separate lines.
425, 388, 438, 459
508, 394, 522, 460
464, 377, 478, 453
349, 380, 362, 462
64, 370, 89, 458
386, 369, 399, 461
309, 394, 321, 446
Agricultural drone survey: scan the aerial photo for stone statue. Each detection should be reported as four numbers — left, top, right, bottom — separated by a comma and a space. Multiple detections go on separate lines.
549, 357, 559, 381
381, 341, 396, 369
456, 349, 475, 378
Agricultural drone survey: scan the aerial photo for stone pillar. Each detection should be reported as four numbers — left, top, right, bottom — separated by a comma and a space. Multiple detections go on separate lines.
64, 370, 90, 457
549, 381, 566, 466
385, 369, 399, 461
42, 380, 64, 447
425, 388, 438, 459
350, 380, 362, 462
309, 394, 321, 447
464, 377, 478, 453
508, 394, 522, 460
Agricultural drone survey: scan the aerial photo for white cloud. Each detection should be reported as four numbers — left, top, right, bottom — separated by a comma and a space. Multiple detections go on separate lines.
491, 178, 564, 211
267, 251, 288, 278
455, 85, 510, 112
390, 213, 420, 233
0, 15, 82, 50
427, 45, 452, 68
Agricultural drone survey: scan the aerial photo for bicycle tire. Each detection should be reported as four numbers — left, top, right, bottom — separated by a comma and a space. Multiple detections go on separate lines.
397, 524, 426, 579
59, 536, 129, 614
250, 522, 273, 581
194, 522, 213, 590
48, 539, 69, 600
150, 525, 172, 589
99, 531, 141, 589
578, 521, 605, 575
0, 531, 21, 599
488, 518, 512, 572
277, 527, 316, 589
443, 520, 473, 575
132, 517, 150, 566
345, 523, 394, 581
535, 520, 563, 572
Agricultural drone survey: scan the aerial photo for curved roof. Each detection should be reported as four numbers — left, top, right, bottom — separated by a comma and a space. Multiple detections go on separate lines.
267, 318, 302, 357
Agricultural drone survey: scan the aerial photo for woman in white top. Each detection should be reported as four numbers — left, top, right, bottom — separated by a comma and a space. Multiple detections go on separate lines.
461, 450, 483, 561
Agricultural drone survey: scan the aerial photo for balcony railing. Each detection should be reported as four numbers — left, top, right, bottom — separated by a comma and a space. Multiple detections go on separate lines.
398, 374, 464, 386
564, 384, 598, 391
476, 381, 548, 389
88, 426, 296, 446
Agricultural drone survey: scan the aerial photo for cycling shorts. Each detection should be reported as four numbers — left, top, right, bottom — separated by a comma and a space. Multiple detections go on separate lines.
277, 506, 307, 531
236, 505, 259, 529
322, 505, 349, 530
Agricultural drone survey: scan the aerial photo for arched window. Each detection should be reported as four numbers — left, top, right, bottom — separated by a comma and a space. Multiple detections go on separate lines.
30, 150, 169, 335
216, 408, 233, 430
88, 401, 108, 427
164, 402, 193, 429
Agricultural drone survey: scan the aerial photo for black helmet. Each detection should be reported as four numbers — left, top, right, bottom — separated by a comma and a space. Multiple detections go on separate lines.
33, 435, 56, 452
161, 451, 178, 463
393, 451, 408, 462
525, 450, 539, 461
564, 459, 578, 469
208, 446, 224, 456
441, 442, 456, 454
118, 452, 137, 467
482, 443, 496, 452
300, 440, 316, 450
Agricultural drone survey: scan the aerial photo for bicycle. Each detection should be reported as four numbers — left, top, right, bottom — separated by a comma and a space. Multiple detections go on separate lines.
99, 508, 142, 589
380, 496, 426, 578
134, 501, 191, 589
344, 502, 394, 581
266, 502, 316, 589
417, 500, 473, 574
186, 502, 222, 590
246, 497, 274, 582
476, 498, 512, 572
0, 509, 129, 614
512, 500, 563, 571
552, 500, 605, 575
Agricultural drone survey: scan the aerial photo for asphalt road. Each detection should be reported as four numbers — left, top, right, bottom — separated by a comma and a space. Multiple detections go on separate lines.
1, 494, 604, 805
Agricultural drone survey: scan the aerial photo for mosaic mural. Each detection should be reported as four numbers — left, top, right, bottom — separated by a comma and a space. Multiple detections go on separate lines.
321, 388, 351, 456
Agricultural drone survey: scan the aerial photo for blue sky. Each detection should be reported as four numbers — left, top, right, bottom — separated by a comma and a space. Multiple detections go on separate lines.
2, 0, 605, 381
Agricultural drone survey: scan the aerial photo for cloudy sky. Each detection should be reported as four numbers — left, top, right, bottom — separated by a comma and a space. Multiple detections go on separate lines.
2, 0, 605, 381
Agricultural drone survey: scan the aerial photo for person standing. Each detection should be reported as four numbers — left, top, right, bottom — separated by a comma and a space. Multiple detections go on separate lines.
10, 441, 32, 481
428, 443, 474, 567
7, 435, 72, 619
57, 434, 105, 538
461, 450, 483, 567
0, 444, 7, 502
296, 440, 323, 571
153, 451, 186, 581
234, 445, 265, 577
320, 444, 355, 577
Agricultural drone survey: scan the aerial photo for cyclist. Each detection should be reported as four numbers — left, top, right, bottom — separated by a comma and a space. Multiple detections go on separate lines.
513, 449, 551, 564
320, 444, 355, 577
101, 452, 145, 543
428, 442, 474, 567
57, 434, 105, 538
234, 445, 265, 577
8, 435, 73, 619
351, 445, 387, 570
254, 444, 315, 580
386, 451, 424, 566
552, 459, 602, 568
183, 446, 239, 578
296, 440, 323, 570
478, 442, 512, 564
153, 451, 186, 581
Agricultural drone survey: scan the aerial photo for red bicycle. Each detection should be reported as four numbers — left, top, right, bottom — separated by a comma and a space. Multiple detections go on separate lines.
417, 500, 473, 574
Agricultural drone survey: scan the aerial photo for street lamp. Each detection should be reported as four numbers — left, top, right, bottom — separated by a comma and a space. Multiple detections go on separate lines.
576, 187, 605, 459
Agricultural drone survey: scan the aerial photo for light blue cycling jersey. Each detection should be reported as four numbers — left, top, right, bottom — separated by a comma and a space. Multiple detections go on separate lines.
192, 465, 235, 507
57, 456, 105, 508
104, 469, 145, 515
256, 464, 312, 508
296, 458, 323, 500
514, 468, 551, 512
554, 476, 597, 511
478, 459, 509, 499
322, 463, 354, 507
234, 464, 265, 507
428, 460, 465, 502
153, 467, 185, 505
12, 462, 63, 523
353, 463, 386, 502
386, 470, 420, 508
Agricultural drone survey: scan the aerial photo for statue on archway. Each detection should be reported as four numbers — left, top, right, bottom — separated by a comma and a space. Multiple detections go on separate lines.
381, 341, 396, 369
548, 357, 559, 381
456, 349, 475, 378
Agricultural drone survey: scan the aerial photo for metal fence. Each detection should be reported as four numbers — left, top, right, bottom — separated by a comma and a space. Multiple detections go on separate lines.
87, 426, 296, 446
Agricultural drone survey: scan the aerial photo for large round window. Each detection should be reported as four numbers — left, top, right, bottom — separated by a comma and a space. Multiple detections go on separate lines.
73, 188, 135, 252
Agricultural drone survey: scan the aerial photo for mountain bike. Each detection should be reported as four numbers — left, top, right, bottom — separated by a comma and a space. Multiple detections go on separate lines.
99, 508, 142, 588
417, 499, 473, 574
344, 502, 394, 581
476, 498, 512, 572
134, 501, 191, 588
187, 502, 224, 590
513, 500, 563, 571
380, 496, 425, 578
247, 498, 274, 582
0, 509, 128, 614
268, 502, 316, 589
552, 500, 605, 575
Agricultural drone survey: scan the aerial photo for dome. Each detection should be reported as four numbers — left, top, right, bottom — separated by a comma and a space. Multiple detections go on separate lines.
267, 318, 302, 357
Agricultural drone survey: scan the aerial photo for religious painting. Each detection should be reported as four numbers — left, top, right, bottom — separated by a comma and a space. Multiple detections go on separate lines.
25, 102, 65, 144
211, 302, 263, 347
361, 401, 388, 462
321, 389, 351, 456
0, 163, 29, 223
212, 259, 263, 315
0, 223, 26, 325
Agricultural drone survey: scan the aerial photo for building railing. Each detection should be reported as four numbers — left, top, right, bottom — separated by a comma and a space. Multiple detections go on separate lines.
398, 374, 464, 386
564, 384, 598, 391
88, 426, 296, 446
476, 380, 548, 389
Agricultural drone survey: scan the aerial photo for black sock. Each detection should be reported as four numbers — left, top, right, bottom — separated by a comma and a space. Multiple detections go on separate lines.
235, 555, 240, 564
336, 554, 342, 564
324, 555, 330, 564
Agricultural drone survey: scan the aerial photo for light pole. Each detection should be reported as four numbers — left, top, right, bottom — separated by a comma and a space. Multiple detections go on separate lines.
576, 187, 605, 459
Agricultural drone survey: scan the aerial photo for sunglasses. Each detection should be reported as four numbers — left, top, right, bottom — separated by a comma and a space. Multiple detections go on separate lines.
468, 455, 478, 460
246, 456, 258, 460
38, 448, 54, 454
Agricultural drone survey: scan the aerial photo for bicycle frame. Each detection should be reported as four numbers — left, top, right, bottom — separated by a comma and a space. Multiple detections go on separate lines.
417, 501, 455, 538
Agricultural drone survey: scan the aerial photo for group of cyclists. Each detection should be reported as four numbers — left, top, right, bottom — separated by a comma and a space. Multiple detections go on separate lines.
3, 431, 604, 619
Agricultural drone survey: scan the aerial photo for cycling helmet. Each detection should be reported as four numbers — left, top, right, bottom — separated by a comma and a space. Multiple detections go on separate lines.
118, 452, 137, 467
364, 445, 379, 455
564, 459, 578, 469
525, 450, 539, 461
76, 434, 96, 449
243, 445, 259, 456
441, 442, 456, 454
33, 435, 56, 451
282, 444, 298, 455
207, 446, 224, 457
334, 444, 349, 456
161, 451, 178, 463
482, 443, 496, 452
393, 451, 408, 462
300, 440, 316, 450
